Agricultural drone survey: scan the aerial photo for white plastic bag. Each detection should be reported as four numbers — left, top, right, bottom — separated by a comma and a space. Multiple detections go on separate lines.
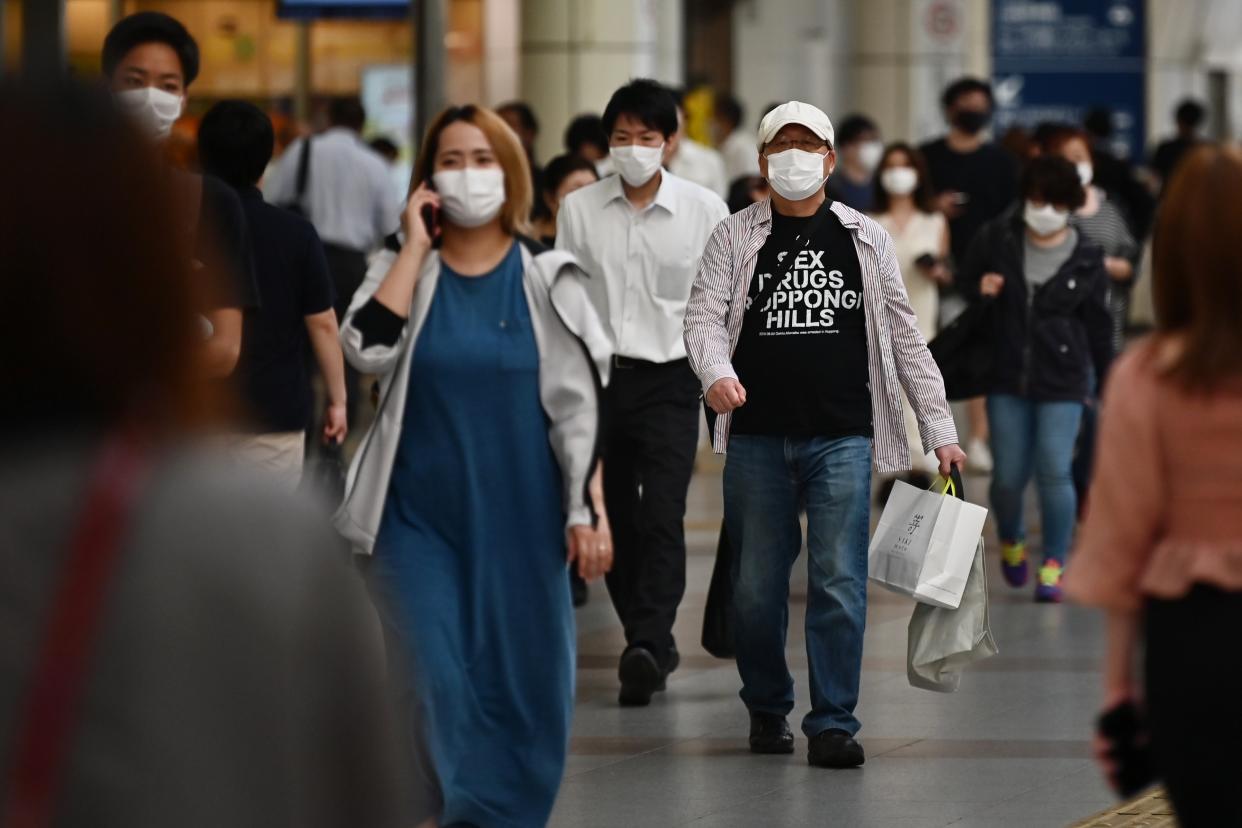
907, 538, 999, 692
868, 476, 988, 609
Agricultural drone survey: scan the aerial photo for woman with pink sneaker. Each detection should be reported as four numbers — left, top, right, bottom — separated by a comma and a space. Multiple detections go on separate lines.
958, 156, 1113, 601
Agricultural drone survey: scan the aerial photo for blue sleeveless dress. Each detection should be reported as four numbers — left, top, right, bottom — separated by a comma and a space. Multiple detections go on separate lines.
371, 242, 574, 828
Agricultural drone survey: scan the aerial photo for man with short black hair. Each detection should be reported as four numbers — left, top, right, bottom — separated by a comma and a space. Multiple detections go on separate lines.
714, 92, 759, 182
103, 11, 259, 379
1151, 98, 1207, 191
920, 76, 1018, 472
826, 113, 883, 211
558, 79, 728, 707
564, 113, 612, 176
264, 95, 398, 427
199, 101, 348, 485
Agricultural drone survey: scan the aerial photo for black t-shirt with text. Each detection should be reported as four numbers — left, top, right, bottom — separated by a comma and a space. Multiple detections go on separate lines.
730, 202, 872, 438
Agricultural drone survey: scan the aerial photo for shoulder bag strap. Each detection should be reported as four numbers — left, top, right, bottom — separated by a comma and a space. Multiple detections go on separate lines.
3, 433, 149, 828
294, 137, 313, 209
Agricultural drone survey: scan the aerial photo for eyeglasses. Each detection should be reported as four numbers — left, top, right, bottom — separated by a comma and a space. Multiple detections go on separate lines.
765, 138, 829, 154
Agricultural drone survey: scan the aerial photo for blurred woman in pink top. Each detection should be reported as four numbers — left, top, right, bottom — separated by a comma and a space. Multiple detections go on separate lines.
1067, 145, 1242, 825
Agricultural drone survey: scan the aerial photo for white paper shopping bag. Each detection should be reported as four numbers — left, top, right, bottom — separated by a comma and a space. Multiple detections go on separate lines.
868, 476, 988, 609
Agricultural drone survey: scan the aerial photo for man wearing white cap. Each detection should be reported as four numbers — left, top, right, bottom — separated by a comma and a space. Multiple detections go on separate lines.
684, 101, 965, 767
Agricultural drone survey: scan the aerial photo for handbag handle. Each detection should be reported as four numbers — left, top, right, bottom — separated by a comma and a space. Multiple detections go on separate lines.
931, 467, 966, 500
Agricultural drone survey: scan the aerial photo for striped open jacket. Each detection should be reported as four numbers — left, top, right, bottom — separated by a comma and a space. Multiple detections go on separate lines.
683, 198, 958, 473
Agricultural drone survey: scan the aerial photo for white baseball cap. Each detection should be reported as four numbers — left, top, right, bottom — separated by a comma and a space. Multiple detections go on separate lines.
756, 101, 835, 151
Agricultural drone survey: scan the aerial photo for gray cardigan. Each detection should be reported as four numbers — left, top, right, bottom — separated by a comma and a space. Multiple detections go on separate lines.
334, 240, 612, 556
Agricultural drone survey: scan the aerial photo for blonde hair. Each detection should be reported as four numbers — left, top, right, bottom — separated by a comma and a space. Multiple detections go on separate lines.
411, 105, 532, 235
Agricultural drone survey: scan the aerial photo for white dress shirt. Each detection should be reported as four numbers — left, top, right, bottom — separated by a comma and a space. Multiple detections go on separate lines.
263, 127, 399, 252
669, 138, 729, 199
721, 129, 761, 182
557, 171, 728, 364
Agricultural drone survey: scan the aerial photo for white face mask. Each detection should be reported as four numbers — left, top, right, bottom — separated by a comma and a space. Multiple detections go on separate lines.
880, 166, 919, 196
610, 143, 664, 187
1076, 162, 1094, 187
1024, 201, 1070, 236
765, 148, 829, 201
432, 167, 506, 228
594, 156, 616, 179
858, 140, 885, 173
117, 86, 184, 141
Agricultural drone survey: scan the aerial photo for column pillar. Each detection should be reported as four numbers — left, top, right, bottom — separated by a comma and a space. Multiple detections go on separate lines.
416, 0, 448, 144
21, 0, 64, 81
520, 0, 684, 163
294, 21, 311, 126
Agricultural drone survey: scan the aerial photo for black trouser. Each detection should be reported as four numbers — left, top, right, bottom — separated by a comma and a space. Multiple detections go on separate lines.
603, 356, 700, 666
323, 242, 370, 429
1145, 585, 1242, 827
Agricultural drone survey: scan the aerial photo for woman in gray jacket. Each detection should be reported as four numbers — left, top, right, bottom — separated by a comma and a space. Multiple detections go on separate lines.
335, 105, 612, 828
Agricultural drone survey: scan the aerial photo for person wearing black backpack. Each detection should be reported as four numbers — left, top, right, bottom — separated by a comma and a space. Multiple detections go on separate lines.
264, 97, 399, 428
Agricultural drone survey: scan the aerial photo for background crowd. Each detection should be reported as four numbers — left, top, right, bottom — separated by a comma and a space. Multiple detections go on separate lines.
3, 7, 1240, 828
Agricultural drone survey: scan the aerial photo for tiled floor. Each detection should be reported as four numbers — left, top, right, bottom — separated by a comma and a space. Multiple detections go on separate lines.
550, 464, 1121, 828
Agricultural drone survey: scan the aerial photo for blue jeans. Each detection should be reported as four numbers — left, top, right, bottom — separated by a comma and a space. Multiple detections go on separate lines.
986, 395, 1084, 564
723, 434, 872, 737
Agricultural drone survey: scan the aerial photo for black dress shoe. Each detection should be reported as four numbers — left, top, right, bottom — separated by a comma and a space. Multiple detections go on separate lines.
749, 712, 795, 754
655, 646, 680, 692
618, 646, 661, 706
808, 729, 865, 768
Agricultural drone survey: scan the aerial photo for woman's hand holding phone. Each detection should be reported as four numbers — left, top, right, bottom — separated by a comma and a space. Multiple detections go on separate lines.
403, 182, 441, 250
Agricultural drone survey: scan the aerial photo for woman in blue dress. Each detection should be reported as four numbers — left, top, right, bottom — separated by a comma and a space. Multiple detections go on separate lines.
335, 106, 614, 828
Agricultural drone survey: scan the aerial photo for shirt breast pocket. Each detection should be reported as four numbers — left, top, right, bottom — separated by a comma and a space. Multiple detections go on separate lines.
652, 243, 698, 303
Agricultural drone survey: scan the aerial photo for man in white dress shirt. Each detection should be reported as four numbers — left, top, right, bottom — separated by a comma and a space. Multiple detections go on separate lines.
715, 92, 762, 183
264, 97, 399, 426
558, 79, 729, 707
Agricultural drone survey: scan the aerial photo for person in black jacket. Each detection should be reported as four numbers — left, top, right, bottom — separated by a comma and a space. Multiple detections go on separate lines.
960, 155, 1113, 603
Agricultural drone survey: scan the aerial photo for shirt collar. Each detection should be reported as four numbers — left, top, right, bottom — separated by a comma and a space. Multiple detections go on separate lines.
605, 170, 678, 215
750, 197, 879, 248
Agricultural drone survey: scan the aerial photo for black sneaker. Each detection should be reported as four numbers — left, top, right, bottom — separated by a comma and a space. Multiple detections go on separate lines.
618, 646, 662, 707
749, 712, 795, 755
807, 729, 865, 768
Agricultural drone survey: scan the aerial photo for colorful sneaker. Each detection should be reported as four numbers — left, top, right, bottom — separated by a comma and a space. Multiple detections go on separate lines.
1000, 541, 1029, 588
1035, 560, 1064, 603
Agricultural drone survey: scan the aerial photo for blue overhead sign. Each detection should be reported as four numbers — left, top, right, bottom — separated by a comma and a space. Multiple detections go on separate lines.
991, 0, 1146, 160
277, 0, 410, 19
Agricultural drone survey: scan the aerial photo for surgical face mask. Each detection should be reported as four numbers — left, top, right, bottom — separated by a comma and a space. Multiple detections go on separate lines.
594, 155, 616, 179
765, 148, 829, 201
951, 108, 991, 135
858, 140, 885, 173
117, 86, 184, 141
432, 167, 506, 228
1023, 201, 1070, 236
880, 166, 919, 196
609, 143, 664, 187
1076, 161, 1094, 187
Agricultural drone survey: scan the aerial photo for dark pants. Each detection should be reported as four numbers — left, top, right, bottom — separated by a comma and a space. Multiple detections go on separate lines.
724, 434, 872, 737
1146, 585, 1242, 827
323, 243, 370, 428
603, 357, 700, 665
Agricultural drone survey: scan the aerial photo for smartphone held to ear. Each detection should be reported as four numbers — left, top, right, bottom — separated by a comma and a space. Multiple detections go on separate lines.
421, 203, 441, 246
